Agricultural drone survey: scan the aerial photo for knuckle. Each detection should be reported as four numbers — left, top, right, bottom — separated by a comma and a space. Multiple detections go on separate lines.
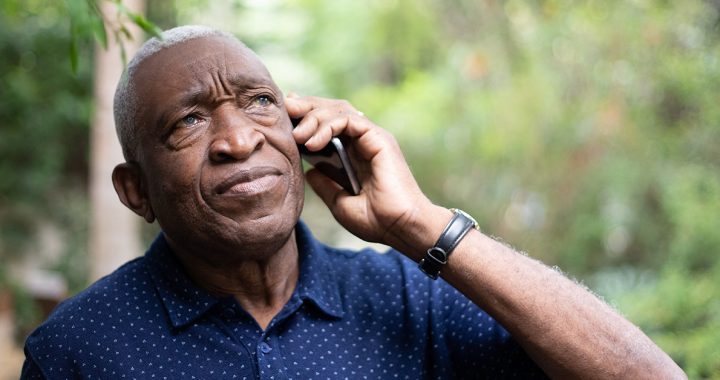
379, 128, 398, 144
340, 115, 350, 128
337, 99, 352, 109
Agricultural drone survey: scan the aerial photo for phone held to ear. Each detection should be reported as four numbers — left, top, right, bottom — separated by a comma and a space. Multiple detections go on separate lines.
292, 118, 361, 195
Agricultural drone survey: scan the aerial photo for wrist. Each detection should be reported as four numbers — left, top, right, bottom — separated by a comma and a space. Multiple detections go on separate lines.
418, 208, 480, 279
385, 203, 454, 262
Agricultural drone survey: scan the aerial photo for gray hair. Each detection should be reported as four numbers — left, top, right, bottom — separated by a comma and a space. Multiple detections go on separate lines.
113, 25, 241, 161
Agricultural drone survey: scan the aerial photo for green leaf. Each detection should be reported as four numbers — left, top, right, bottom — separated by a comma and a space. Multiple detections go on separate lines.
113, 1, 162, 40
119, 25, 132, 40
128, 11, 162, 39
89, 0, 108, 49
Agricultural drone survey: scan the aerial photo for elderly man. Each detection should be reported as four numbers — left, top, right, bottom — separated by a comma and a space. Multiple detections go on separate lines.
21, 25, 684, 379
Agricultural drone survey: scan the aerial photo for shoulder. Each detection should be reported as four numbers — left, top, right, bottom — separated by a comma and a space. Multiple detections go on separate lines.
23, 256, 150, 357
44, 256, 149, 319
316, 242, 466, 312
314, 241, 507, 330
321, 243, 422, 285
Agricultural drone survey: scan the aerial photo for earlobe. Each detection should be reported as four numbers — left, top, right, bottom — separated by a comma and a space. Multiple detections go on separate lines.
112, 162, 156, 223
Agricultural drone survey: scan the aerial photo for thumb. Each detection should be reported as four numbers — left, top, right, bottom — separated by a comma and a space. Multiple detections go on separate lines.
306, 168, 370, 239
305, 168, 345, 209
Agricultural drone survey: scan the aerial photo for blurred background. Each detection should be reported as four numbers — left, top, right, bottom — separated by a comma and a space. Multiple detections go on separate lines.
1, 0, 719, 378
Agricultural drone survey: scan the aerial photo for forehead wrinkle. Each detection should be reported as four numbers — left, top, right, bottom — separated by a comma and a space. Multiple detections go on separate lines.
216, 47, 233, 99
178, 51, 247, 100
156, 58, 228, 107
220, 40, 277, 91
211, 70, 234, 100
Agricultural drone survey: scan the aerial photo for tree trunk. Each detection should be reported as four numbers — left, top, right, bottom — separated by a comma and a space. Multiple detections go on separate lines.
88, 0, 146, 282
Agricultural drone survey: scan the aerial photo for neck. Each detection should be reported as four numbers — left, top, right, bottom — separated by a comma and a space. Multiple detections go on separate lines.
169, 231, 300, 330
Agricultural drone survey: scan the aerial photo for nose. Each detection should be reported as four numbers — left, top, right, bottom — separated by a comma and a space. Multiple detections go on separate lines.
209, 109, 265, 163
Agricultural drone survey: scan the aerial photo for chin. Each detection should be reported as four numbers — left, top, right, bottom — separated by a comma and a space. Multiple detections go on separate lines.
163, 179, 305, 261
162, 213, 297, 264
217, 195, 304, 253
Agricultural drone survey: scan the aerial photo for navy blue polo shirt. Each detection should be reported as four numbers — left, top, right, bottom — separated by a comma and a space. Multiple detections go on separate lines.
21, 221, 546, 379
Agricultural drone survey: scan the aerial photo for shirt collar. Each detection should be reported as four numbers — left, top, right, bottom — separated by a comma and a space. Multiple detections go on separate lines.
144, 235, 220, 329
294, 221, 345, 319
145, 220, 344, 329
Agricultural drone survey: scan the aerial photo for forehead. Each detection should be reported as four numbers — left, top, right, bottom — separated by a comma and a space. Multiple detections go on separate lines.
132, 36, 275, 103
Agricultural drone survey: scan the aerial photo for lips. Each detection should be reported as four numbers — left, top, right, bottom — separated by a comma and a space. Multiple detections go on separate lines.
215, 166, 283, 196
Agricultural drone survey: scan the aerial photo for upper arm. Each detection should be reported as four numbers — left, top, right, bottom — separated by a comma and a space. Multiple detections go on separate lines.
20, 345, 46, 380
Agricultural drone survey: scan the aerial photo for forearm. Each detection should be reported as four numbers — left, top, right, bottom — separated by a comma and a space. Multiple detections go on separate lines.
387, 204, 686, 379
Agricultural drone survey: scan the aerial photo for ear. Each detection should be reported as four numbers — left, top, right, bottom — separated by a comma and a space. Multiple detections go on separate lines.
112, 162, 156, 223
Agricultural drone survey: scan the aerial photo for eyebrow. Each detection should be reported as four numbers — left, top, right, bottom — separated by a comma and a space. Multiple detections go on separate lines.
155, 88, 206, 131
226, 73, 276, 92
154, 74, 277, 130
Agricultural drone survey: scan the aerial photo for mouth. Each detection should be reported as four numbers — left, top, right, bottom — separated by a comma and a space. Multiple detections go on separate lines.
215, 166, 283, 196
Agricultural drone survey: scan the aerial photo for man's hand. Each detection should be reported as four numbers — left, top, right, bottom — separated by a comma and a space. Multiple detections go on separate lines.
285, 94, 449, 258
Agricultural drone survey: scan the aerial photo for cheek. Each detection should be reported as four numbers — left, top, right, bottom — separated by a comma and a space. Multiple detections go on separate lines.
264, 128, 302, 166
265, 131, 304, 201
150, 168, 207, 234
153, 172, 194, 213
145, 154, 203, 205
160, 160, 199, 186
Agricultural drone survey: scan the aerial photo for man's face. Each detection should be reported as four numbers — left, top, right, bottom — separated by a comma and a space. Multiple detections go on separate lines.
131, 36, 304, 259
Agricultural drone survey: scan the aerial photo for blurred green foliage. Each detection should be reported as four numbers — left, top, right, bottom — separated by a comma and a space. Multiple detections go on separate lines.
0, 1, 92, 275
1, 0, 719, 376
0, 0, 95, 337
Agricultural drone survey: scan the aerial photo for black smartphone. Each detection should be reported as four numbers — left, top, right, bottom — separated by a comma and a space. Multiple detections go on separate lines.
292, 118, 361, 195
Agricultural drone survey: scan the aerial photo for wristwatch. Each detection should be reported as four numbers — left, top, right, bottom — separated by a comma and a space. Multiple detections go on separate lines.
418, 208, 480, 280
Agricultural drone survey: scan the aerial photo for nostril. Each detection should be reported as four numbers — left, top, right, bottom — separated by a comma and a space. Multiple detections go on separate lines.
209, 128, 265, 162
212, 151, 233, 163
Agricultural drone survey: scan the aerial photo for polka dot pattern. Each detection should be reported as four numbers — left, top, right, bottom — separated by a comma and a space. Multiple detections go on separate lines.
21, 221, 546, 379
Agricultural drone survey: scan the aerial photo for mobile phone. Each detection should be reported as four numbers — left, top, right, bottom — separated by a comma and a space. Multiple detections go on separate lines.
292, 118, 362, 195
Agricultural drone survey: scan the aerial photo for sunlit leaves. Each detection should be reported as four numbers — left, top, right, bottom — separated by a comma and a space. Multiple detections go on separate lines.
66, 0, 162, 73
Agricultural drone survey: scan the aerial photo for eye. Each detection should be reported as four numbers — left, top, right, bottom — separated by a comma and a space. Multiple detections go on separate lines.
177, 113, 204, 128
252, 95, 274, 107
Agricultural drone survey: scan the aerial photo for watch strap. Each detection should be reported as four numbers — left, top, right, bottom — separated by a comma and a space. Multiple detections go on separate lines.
418, 209, 478, 280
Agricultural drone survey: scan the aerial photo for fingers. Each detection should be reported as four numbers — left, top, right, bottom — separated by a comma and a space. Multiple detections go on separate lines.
286, 95, 367, 151
284, 93, 314, 120
297, 111, 351, 151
